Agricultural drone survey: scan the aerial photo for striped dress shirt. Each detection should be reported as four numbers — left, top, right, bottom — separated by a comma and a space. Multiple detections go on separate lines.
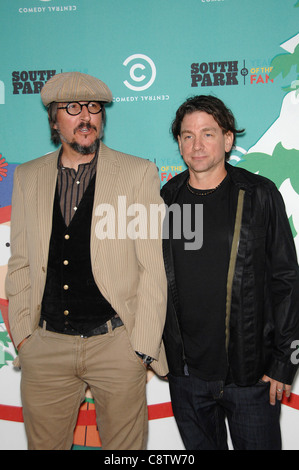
56, 148, 98, 226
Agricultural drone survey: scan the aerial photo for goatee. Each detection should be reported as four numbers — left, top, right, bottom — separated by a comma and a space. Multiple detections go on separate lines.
69, 138, 99, 156
57, 121, 100, 156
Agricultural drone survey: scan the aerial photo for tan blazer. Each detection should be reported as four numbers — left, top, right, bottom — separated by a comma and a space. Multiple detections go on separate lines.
6, 142, 168, 376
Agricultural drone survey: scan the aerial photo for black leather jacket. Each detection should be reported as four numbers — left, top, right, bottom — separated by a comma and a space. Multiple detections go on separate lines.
161, 163, 299, 386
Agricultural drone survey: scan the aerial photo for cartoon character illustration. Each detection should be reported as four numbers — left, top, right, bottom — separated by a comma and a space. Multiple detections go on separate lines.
0, 156, 8, 182
0, 212, 13, 367
72, 389, 102, 450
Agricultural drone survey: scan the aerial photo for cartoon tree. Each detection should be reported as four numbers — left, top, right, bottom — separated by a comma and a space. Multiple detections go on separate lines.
236, 1, 299, 242
0, 328, 13, 369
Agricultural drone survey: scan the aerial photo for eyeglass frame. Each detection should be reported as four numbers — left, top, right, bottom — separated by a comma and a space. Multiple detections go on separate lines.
57, 101, 103, 116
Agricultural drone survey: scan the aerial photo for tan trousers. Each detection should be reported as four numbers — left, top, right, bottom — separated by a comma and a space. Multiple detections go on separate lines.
18, 322, 148, 450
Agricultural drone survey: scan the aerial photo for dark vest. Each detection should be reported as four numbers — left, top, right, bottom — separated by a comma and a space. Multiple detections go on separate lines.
41, 175, 117, 335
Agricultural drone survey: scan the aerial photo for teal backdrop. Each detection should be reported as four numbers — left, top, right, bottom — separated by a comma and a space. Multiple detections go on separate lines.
0, 0, 299, 450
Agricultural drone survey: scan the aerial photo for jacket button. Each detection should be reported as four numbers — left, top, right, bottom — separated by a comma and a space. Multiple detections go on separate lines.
65, 234, 70, 240
63, 285, 69, 290
63, 260, 69, 265
64, 310, 69, 316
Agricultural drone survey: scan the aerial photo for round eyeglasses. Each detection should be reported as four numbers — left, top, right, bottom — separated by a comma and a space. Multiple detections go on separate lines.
57, 102, 102, 116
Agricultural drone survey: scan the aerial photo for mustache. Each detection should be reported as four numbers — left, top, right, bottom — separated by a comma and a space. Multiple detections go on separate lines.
73, 122, 97, 134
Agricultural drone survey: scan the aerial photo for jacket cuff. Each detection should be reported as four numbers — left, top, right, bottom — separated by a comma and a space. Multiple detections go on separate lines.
265, 358, 298, 385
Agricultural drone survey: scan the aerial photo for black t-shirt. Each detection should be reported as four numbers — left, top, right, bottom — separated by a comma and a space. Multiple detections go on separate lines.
172, 174, 232, 381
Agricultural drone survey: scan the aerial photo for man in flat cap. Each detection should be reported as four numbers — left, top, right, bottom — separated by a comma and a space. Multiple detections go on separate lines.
6, 72, 167, 450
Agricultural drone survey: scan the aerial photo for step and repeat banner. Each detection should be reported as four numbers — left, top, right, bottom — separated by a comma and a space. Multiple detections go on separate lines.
1, 0, 299, 450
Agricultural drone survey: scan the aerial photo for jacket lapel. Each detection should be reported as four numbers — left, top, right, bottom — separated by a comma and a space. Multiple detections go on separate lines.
161, 170, 188, 315
90, 142, 120, 266
37, 151, 59, 265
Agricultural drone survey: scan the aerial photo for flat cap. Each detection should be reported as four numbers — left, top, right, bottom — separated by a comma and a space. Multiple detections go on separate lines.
41, 71, 113, 106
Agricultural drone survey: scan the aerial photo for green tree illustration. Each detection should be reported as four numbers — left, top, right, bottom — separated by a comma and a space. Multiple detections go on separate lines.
237, 1, 299, 241
270, 44, 299, 94
269, 1, 299, 92
0, 330, 13, 369
237, 145, 299, 238
238, 144, 299, 193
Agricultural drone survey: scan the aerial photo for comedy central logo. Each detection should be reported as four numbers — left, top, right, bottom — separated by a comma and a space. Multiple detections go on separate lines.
123, 54, 156, 91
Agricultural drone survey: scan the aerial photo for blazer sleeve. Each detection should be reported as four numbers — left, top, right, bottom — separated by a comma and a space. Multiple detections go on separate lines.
5, 166, 32, 348
129, 161, 167, 359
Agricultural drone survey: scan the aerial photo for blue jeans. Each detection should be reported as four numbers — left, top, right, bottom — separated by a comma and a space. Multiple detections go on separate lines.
168, 373, 281, 450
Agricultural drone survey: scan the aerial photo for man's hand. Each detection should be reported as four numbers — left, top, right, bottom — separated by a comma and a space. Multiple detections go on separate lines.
261, 374, 291, 406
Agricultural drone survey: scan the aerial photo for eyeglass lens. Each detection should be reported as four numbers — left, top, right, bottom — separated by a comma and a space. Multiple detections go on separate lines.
66, 102, 102, 115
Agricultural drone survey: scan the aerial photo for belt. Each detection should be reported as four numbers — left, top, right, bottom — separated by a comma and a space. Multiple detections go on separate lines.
39, 315, 124, 338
